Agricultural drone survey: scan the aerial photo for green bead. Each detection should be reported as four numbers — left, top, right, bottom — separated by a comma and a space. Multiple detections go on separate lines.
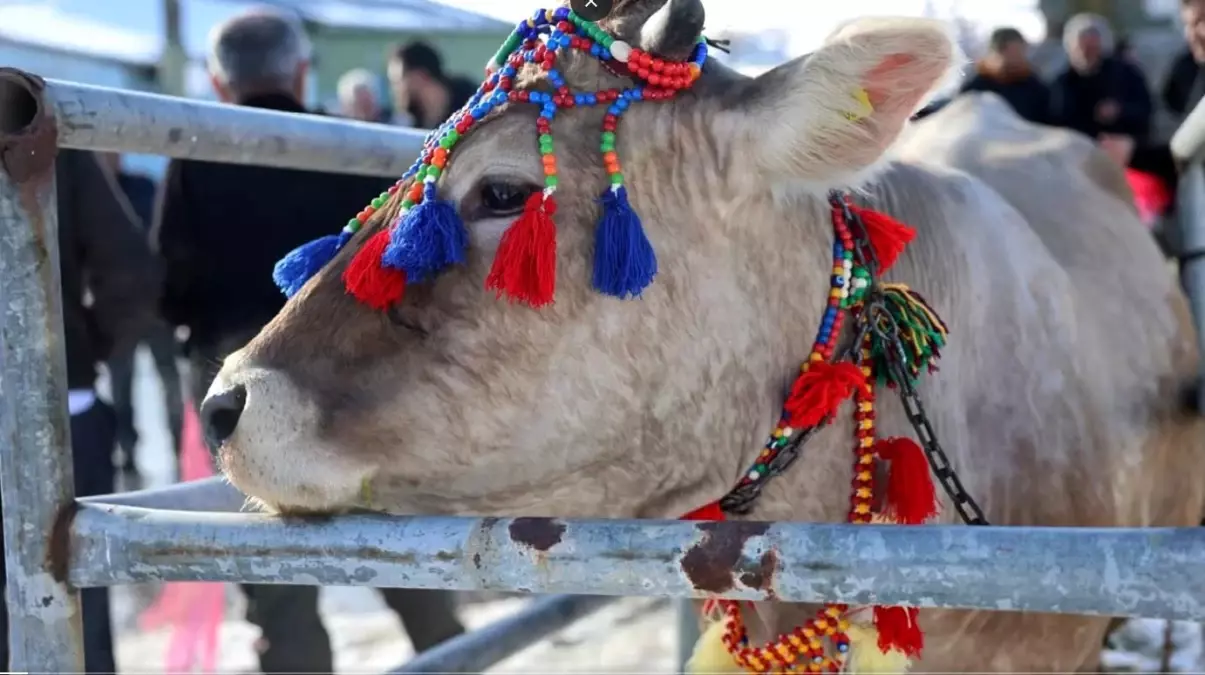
545, 175, 559, 188
609, 172, 623, 185
754, 464, 767, 473
600, 141, 614, 152
447, 129, 460, 142
599, 34, 614, 48
539, 133, 553, 145
401, 199, 415, 209
346, 218, 361, 229
601, 131, 615, 144
370, 196, 386, 209
427, 166, 441, 178
417, 165, 429, 179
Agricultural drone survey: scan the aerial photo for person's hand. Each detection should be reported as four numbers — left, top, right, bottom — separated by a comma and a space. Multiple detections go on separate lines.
1096, 99, 1120, 124
1098, 133, 1135, 166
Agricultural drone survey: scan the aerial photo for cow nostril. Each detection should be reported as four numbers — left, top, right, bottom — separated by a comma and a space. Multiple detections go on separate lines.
200, 384, 247, 449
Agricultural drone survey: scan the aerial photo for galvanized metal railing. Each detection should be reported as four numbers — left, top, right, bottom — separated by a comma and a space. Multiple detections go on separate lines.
3, 68, 1205, 673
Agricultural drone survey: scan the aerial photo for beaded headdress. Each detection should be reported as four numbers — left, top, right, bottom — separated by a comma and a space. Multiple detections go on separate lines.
272, 7, 709, 309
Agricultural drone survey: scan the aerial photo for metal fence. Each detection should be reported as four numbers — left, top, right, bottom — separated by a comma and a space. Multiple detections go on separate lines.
4, 67, 1205, 673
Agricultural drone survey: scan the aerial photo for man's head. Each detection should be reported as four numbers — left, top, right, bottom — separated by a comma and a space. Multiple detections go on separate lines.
387, 41, 445, 111
1063, 13, 1113, 73
987, 27, 1029, 71
207, 7, 312, 104
337, 69, 382, 122
1183, 0, 1205, 63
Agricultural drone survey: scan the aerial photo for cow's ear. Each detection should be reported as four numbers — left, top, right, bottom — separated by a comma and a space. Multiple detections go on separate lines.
718, 17, 961, 191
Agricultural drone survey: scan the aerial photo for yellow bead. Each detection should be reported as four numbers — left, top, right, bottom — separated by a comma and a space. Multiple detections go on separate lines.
860, 366, 872, 376
857, 470, 873, 480
815, 619, 828, 630
860, 438, 874, 449
856, 487, 872, 498
838, 619, 851, 631
803, 628, 816, 638
825, 606, 842, 618
789, 635, 804, 648
809, 640, 823, 650
854, 503, 871, 514
829, 289, 843, 299
809, 353, 824, 362
858, 420, 873, 430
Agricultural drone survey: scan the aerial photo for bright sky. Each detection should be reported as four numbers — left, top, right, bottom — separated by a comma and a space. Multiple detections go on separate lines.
433, 0, 1047, 57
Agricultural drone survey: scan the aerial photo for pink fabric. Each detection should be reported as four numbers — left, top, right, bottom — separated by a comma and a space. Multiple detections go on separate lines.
138, 401, 226, 672
1125, 168, 1172, 229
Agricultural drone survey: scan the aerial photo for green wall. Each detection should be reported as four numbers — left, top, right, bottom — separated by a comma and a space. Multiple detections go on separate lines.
308, 25, 508, 109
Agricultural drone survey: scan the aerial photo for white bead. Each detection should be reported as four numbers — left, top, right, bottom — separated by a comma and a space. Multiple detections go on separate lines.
747, 470, 760, 481
610, 40, 632, 62
782, 427, 794, 436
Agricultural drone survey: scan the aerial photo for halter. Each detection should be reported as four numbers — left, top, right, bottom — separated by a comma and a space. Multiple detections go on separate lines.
271, 9, 985, 674
272, 6, 707, 308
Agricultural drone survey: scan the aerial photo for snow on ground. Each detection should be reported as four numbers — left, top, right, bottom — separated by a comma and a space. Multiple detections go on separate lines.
101, 348, 1202, 673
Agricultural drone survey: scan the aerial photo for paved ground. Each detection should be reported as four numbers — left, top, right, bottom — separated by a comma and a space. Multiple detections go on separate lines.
101, 348, 1202, 673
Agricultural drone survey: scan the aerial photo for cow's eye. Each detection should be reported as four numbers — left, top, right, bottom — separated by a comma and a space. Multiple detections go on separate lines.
478, 180, 534, 217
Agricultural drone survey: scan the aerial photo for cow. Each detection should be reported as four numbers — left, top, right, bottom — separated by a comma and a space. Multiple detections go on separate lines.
199, 1, 1205, 671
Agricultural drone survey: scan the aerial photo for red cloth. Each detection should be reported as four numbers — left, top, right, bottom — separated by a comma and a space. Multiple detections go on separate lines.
1125, 168, 1171, 229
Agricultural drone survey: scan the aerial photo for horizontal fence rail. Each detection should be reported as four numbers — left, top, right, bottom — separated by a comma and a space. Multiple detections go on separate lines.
68, 502, 1205, 620
6, 72, 428, 177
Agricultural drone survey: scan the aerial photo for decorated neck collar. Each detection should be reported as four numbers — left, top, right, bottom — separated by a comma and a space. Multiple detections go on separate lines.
272, 7, 709, 309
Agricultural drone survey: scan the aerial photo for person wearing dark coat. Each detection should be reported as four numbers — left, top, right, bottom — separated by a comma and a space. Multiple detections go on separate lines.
387, 40, 477, 128
0, 148, 159, 673
154, 9, 466, 672
99, 153, 185, 489
959, 27, 1052, 125
1049, 13, 1154, 143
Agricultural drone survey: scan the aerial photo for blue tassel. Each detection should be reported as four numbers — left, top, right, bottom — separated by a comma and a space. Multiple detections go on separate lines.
592, 186, 657, 298
381, 186, 467, 282
273, 229, 353, 298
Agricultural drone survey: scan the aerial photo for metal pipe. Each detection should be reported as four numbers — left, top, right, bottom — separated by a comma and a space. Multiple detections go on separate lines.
79, 477, 248, 513
1172, 98, 1205, 165
390, 594, 613, 673
69, 504, 1205, 620
675, 599, 701, 673
42, 76, 428, 176
0, 68, 85, 672
1175, 163, 1205, 412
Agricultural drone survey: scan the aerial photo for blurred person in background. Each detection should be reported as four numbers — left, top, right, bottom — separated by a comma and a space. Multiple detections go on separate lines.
1049, 13, 1153, 144
336, 67, 390, 123
99, 152, 184, 490
959, 26, 1051, 125
1163, 0, 1205, 123
387, 40, 475, 128
0, 149, 159, 673
153, 8, 465, 672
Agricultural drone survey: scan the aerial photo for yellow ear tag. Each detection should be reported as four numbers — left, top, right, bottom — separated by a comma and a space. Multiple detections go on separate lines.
842, 88, 875, 121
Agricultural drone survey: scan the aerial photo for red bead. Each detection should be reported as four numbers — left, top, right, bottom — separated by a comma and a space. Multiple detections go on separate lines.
517, 90, 530, 102
649, 73, 663, 86
651, 59, 664, 72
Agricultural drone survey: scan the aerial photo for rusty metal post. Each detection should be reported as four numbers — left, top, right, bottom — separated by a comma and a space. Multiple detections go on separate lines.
0, 69, 85, 671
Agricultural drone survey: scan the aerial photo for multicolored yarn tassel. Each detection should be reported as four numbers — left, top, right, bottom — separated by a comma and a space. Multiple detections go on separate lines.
870, 283, 949, 386
274, 7, 708, 310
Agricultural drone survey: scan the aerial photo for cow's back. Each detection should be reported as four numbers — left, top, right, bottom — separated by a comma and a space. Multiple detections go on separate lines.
897, 93, 1203, 530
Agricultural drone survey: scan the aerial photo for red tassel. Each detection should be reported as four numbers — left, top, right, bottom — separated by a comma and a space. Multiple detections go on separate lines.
681, 501, 726, 522
783, 361, 866, 428
874, 437, 939, 525
850, 205, 915, 273
485, 193, 557, 307
344, 228, 407, 310
873, 606, 924, 657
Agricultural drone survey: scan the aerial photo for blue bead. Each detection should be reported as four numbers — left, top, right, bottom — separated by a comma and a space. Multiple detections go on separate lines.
631, 88, 643, 100
574, 94, 586, 105
837, 643, 850, 653
590, 44, 601, 56
617, 99, 629, 110
586, 93, 597, 105
552, 6, 569, 20
607, 105, 621, 115
600, 49, 611, 59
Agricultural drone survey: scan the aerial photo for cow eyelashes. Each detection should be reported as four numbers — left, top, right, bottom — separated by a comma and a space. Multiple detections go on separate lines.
466, 179, 537, 220
386, 305, 429, 338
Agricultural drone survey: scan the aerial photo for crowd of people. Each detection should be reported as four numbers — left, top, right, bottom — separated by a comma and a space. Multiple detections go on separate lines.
929, 1, 1205, 221
5, 1, 1205, 673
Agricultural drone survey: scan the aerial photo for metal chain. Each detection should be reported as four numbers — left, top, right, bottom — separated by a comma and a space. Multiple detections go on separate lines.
865, 299, 991, 526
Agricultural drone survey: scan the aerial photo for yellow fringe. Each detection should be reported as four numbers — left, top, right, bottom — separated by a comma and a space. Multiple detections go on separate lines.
845, 623, 912, 674
686, 617, 745, 674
